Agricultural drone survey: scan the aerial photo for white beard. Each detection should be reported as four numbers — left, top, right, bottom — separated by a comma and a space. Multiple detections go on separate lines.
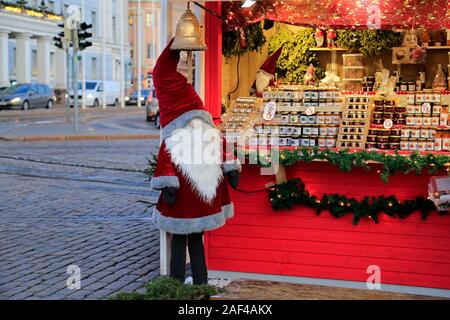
255, 70, 273, 95
165, 119, 223, 204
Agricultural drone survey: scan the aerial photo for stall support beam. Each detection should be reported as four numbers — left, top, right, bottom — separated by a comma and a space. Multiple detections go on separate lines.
205, 1, 222, 122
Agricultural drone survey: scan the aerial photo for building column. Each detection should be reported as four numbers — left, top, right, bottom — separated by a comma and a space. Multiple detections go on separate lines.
54, 48, 67, 90
37, 36, 51, 85
0, 30, 10, 87
15, 33, 32, 83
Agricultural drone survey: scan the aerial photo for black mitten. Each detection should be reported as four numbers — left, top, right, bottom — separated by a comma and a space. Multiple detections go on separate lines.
226, 170, 240, 189
162, 187, 177, 205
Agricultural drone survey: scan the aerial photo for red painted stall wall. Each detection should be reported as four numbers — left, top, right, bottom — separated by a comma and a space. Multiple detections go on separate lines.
205, 164, 450, 290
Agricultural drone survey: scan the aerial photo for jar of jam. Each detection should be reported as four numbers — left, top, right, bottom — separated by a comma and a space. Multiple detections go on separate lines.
378, 143, 389, 150
377, 136, 389, 143
374, 105, 384, 112
373, 112, 384, 119
401, 128, 410, 138
390, 136, 401, 143
368, 128, 379, 135
324, 113, 333, 124
332, 113, 341, 124
400, 141, 409, 150
384, 106, 395, 113
367, 135, 377, 142
366, 142, 377, 149
391, 128, 401, 136
374, 100, 384, 106
373, 119, 384, 125
390, 143, 400, 150
395, 106, 406, 113
316, 113, 325, 124
393, 113, 406, 119
384, 100, 395, 106
378, 129, 391, 136
384, 112, 394, 119
394, 118, 406, 125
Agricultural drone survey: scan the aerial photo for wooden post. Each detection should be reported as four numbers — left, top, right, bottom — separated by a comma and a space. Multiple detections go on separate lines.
205, 1, 222, 121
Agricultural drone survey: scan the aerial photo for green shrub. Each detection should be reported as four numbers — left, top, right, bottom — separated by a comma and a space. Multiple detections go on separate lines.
111, 276, 220, 300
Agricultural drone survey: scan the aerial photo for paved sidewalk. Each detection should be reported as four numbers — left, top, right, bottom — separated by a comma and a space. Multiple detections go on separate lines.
0, 139, 161, 300
0, 106, 160, 141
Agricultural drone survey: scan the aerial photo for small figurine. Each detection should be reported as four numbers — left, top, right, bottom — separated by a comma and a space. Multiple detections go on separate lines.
320, 71, 341, 87
432, 64, 446, 90
315, 28, 325, 47
410, 47, 426, 64
304, 64, 315, 85
326, 29, 337, 48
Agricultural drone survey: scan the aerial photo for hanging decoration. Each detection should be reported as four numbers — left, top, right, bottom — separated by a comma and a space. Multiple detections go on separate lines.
222, 1, 450, 31
237, 147, 450, 183
268, 178, 443, 225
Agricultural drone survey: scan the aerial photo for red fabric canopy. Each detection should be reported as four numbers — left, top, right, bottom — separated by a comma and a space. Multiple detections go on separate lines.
223, 0, 450, 31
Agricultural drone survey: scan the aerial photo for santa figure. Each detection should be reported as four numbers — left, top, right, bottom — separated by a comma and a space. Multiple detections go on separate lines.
253, 45, 284, 97
151, 38, 241, 285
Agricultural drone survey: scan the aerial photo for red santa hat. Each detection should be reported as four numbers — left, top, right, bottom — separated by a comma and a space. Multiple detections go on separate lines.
252, 45, 283, 93
259, 44, 283, 85
153, 38, 214, 140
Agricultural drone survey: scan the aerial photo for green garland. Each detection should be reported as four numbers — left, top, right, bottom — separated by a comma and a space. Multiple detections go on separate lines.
268, 178, 442, 225
222, 23, 267, 60
237, 147, 450, 183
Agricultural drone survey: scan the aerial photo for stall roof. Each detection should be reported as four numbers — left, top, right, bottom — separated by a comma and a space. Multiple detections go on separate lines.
223, 0, 450, 31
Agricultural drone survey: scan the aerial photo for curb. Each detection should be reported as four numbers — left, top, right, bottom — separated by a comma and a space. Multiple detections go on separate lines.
0, 133, 160, 142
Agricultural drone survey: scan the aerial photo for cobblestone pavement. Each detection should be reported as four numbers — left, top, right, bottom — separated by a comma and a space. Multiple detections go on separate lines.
0, 139, 161, 300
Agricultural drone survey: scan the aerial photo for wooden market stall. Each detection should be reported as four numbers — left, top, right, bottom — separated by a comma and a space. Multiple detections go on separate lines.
200, 1, 450, 297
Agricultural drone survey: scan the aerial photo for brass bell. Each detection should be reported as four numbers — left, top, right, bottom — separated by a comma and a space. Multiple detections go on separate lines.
171, 3, 206, 84
171, 5, 207, 51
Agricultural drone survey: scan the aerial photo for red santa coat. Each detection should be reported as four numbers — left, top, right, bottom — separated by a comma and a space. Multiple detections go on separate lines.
151, 38, 240, 235
150, 112, 240, 235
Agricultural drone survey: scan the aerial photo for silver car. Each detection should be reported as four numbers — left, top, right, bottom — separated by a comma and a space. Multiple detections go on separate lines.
0, 83, 56, 110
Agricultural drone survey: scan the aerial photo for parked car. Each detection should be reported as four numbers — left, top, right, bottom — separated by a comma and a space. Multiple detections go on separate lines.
145, 89, 159, 123
0, 83, 56, 110
69, 80, 120, 107
125, 89, 151, 106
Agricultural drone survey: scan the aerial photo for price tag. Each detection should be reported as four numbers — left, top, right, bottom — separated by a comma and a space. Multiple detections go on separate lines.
263, 101, 277, 121
421, 102, 431, 114
383, 119, 393, 129
305, 106, 316, 116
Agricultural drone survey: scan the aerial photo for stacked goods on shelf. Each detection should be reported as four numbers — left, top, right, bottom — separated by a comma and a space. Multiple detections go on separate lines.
342, 54, 365, 92
221, 97, 261, 142
435, 91, 450, 151
367, 96, 407, 150
400, 91, 442, 151
338, 93, 374, 149
256, 87, 342, 147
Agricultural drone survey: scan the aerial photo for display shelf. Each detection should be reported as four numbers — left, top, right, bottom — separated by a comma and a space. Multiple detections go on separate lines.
308, 47, 347, 51
424, 46, 450, 50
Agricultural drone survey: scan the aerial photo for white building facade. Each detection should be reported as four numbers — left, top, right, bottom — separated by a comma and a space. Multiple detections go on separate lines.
0, 0, 131, 93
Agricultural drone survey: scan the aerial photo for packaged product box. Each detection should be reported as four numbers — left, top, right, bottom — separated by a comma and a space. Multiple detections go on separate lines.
342, 53, 364, 66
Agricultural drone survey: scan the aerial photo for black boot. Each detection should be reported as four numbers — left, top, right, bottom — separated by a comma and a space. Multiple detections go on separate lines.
187, 232, 208, 285
170, 234, 187, 283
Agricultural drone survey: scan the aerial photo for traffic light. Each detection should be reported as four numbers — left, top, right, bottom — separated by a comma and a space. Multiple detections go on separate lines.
78, 21, 93, 51
54, 21, 65, 49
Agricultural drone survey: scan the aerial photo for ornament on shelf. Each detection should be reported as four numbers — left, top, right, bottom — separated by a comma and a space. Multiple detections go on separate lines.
304, 64, 315, 85
402, 29, 418, 47
432, 64, 446, 90
326, 28, 336, 48
320, 71, 341, 87
315, 28, 325, 47
410, 47, 427, 64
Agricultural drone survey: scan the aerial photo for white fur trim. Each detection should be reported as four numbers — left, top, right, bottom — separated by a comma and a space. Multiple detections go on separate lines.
161, 110, 215, 141
165, 120, 223, 204
151, 203, 234, 234
151, 176, 180, 190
